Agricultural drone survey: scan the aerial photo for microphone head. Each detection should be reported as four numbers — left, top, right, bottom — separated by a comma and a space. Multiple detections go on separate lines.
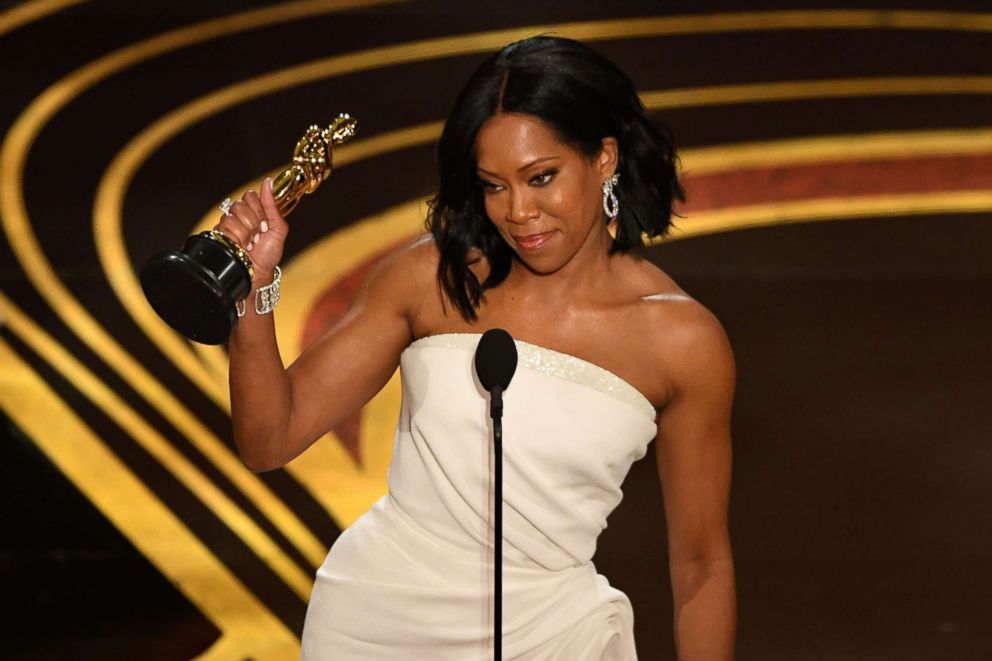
474, 328, 518, 392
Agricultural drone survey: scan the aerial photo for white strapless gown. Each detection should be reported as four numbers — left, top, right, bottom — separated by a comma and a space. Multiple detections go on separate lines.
301, 333, 657, 660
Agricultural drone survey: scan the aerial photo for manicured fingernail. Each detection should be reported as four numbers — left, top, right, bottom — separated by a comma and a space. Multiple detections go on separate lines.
261, 221, 268, 232
246, 242, 254, 251
264, 177, 272, 188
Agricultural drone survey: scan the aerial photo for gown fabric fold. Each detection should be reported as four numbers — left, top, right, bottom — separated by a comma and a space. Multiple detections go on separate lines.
301, 333, 657, 660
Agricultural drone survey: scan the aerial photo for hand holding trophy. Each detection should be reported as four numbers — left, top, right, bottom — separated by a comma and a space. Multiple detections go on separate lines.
140, 113, 358, 345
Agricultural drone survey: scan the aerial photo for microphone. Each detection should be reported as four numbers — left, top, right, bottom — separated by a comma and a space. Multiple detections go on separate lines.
474, 328, 518, 418
473, 328, 517, 661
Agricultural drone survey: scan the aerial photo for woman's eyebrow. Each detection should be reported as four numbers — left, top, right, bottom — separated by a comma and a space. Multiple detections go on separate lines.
477, 155, 560, 176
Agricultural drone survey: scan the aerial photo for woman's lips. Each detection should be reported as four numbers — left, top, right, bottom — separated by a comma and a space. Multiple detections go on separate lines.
513, 230, 556, 251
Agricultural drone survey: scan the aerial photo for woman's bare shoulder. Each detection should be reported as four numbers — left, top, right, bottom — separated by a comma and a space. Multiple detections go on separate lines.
363, 233, 446, 294
358, 233, 440, 322
384, 235, 492, 335
624, 257, 723, 342
374, 232, 439, 279
618, 256, 733, 404
618, 253, 694, 303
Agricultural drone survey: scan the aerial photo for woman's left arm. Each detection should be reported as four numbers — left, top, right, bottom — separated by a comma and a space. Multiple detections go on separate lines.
653, 305, 737, 660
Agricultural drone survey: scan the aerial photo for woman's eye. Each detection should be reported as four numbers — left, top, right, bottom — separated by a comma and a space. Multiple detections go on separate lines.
531, 169, 558, 186
479, 180, 502, 193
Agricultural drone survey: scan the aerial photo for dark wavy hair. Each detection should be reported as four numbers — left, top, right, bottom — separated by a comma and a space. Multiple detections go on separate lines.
427, 35, 685, 321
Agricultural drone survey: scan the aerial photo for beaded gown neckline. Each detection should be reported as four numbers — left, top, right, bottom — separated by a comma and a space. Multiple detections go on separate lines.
405, 332, 657, 421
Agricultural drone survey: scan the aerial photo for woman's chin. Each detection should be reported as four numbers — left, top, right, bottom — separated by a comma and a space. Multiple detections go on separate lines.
513, 251, 568, 276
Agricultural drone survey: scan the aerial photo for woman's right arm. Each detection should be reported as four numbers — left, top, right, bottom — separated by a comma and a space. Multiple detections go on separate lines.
221, 177, 428, 472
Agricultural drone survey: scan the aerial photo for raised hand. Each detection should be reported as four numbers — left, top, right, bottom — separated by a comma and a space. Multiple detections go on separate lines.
214, 176, 288, 279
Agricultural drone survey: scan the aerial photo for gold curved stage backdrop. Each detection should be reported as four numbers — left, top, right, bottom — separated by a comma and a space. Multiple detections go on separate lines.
1, 2, 990, 659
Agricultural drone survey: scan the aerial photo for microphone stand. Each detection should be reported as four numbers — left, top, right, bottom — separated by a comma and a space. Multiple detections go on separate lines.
490, 384, 504, 661
475, 327, 515, 661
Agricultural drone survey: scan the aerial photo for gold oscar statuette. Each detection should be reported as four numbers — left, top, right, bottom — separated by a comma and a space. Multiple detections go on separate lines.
140, 113, 358, 344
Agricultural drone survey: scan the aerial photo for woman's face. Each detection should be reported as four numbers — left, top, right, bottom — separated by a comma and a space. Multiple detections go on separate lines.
474, 112, 616, 274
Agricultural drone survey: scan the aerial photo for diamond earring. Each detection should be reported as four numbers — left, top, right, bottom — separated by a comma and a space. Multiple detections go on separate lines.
602, 173, 620, 219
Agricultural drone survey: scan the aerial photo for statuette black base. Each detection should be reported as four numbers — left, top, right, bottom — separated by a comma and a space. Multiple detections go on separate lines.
140, 232, 252, 345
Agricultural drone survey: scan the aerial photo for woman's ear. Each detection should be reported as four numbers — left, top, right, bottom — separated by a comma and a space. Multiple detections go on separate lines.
597, 137, 619, 177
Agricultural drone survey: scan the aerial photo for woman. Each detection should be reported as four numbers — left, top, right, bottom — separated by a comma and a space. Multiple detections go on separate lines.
220, 36, 736, 660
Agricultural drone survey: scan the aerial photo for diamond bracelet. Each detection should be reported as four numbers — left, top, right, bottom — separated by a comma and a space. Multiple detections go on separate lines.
254, 266, 281, 315
236, 266, 281, 317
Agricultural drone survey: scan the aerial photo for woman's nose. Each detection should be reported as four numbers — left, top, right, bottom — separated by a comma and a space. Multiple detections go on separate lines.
506, 190, 539, 224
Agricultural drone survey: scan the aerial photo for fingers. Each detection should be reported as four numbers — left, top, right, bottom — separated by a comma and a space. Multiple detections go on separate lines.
216, 188, 265, 249
259, 177, 286, 230
241, 190, 267, 249
214, 214, 252, 250
243, 189, 267, 231
213, 179, 286, 254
